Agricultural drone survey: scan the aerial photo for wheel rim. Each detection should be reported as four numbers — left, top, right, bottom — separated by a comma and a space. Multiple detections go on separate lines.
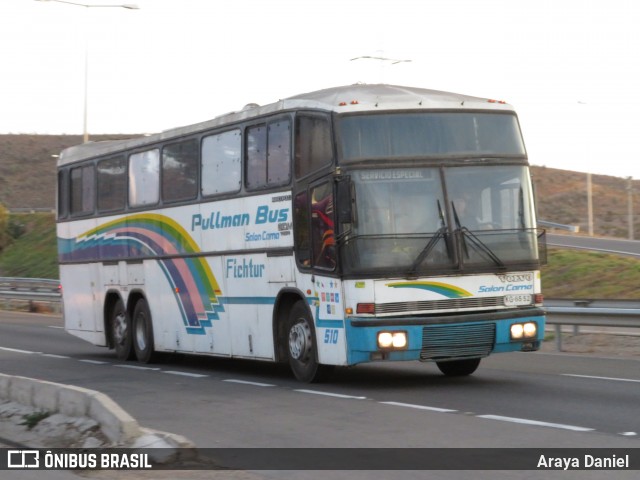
289, 320, 312, 362
113, 312, 127, 346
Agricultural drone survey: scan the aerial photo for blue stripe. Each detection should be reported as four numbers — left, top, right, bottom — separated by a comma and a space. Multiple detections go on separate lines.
219, 296, 276, 305
316, 319, 345, 328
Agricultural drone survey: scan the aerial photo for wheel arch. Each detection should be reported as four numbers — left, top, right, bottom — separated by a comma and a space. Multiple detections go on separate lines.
272, 288, 309, 362
126, 288, 147, 319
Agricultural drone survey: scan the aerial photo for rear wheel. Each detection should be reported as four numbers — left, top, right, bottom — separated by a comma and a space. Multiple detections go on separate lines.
111, 299, 133, 361
286, 301, 331, 383
436, 358, 481, 376
132, 298, 156, 363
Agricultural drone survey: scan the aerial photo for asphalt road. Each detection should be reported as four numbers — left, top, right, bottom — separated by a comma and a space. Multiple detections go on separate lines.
546, 233, 640, 257
1, 310, 639, 480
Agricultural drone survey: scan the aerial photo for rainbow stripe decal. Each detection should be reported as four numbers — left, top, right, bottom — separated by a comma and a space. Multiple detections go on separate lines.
385, 281, 472, 298
58, 214, 222, 335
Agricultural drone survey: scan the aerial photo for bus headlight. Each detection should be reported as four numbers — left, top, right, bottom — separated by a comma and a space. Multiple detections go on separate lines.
510, 324, 524, 339
510, 322, 537, 340
377, 331, 407, 349
523, 322, 537, 338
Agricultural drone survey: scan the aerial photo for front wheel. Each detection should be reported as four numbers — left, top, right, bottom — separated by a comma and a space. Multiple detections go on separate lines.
436, 358, 481, 376
132, 298, 156, 363
286, 301, 331, 383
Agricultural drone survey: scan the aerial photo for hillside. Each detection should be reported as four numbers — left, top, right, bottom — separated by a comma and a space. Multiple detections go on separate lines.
0, 134, 135, 210
1, 134, 638, 238
531, 166, 637, 238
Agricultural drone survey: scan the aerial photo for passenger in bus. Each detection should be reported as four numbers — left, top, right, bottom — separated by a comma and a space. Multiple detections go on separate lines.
311, 184, 336, 269
452, 193, 483, 230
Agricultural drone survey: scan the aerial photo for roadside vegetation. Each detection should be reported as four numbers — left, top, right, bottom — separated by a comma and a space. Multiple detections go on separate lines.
541, 248, 640, 300
0, 211, 58, 279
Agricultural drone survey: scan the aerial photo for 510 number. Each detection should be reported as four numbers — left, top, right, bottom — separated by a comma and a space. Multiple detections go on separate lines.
323, 329, 339, 344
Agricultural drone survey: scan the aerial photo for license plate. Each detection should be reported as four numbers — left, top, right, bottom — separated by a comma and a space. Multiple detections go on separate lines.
504, 294, 532, 306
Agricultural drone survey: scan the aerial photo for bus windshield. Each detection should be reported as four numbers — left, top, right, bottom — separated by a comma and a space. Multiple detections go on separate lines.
339, 112, 526, 161
340, 165, 540, 276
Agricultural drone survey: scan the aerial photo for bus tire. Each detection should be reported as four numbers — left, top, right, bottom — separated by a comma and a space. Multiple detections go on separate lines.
132, 298, 156, 363
111, 298, 133, 361
286, 300, 330, 383
436, 358, 481, 376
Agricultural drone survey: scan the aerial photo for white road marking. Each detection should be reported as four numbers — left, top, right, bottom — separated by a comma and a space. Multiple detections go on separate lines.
562, 374, 640, 384
620, 432, 637, 436
41, 353, 70, 359
79, 359, 110, 365
223, 379, 275, 387
477, 414, 594, 432
164, 371, 209, 378
0, 347, 39, 354
379, 401, 457, 413
295, 389, 366, 400
48, 326, 64, 329
113, 365, 161, 371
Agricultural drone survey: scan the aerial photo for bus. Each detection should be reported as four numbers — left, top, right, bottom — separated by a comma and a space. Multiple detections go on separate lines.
56, 84, 546, 382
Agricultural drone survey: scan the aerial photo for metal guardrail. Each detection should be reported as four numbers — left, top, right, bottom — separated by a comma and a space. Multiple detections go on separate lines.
537, 220, 580, 233
0, 277, 61, 307
544, 299, 640, 350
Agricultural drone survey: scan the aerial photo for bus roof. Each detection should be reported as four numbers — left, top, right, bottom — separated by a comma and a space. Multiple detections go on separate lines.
58, 84, 515, 167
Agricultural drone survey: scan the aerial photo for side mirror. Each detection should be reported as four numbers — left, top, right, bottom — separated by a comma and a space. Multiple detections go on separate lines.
335, 175, 354, 224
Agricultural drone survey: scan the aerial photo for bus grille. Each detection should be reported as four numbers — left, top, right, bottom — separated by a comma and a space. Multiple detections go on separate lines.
376, 296, 503, 315
420, 323, 496, 361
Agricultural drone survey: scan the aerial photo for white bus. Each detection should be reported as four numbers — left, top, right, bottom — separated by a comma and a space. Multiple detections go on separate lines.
56, 84, 546, 382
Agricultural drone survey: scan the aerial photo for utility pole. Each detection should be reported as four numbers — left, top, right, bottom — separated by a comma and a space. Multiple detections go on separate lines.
587, 172, 594, 236
628, 177, 634, 240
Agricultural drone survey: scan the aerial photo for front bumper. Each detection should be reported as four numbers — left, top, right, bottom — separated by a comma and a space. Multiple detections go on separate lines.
344, 307, 545, 365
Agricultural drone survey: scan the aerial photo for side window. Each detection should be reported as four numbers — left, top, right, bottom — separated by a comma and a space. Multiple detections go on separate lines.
97, 156, 126, 212
295, 115, 332, 178
294, 190, 311, 267
311, 182, 336, 270
201, 129, 241, 196
162, 139, 198, 203
246, 118, 291, 190
246, 124, 267, 189
129, 149, 160, 207
267, 120, 291, 185
70, 164, 95, 216
57, 170, 68, 219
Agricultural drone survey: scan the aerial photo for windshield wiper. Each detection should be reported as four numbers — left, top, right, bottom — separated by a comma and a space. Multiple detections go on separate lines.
408, 200, 449, 276
451, 201, 504, 268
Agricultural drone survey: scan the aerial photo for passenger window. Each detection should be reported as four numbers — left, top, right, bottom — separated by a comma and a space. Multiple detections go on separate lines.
295, 115, 332, 178
70, 164, 95, 216
246, 118, 291, 190
268, 120, 291, 185
57, 170, 68, 219
202, 130, 241, 196
97, 156, 126, 212
129, 149, 160, 207
246, 124, 267, 189
162, 139, 198, 203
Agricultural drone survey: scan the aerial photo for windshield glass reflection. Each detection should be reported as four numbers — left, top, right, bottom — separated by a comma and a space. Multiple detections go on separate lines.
339, 166, 541, 276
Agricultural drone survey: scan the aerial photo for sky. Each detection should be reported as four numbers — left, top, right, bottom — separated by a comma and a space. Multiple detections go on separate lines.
1, 0, 639, 178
